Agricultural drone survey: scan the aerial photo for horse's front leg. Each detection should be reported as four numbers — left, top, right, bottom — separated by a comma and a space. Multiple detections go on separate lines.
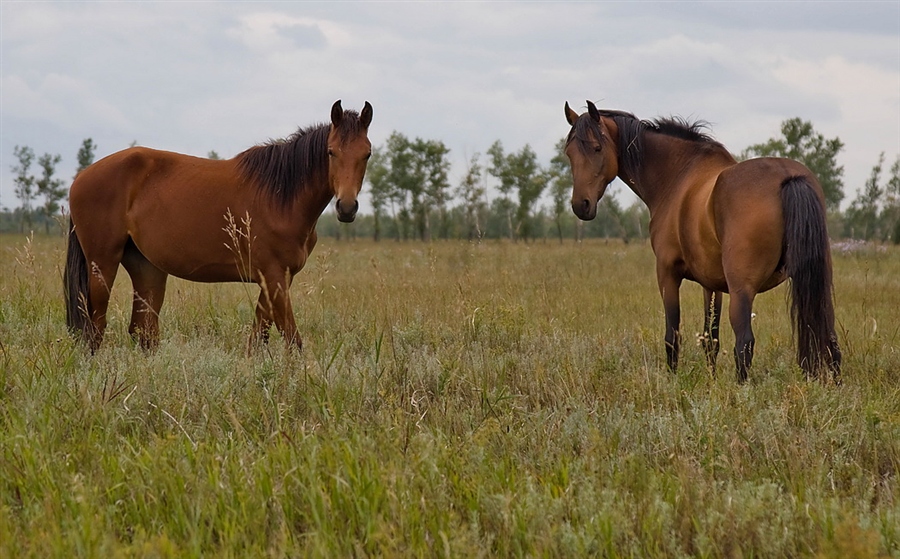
702, 287, 722, 372
251, 271, 302, 351
657, 269, 683, 372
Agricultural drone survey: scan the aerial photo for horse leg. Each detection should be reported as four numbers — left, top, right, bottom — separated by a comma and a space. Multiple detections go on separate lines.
76, 235, 128, 352
728, 290, 756, 383
251, 271, 302, 351
249, 291, 274, 352
122, 241, 168, 350
702, 288, 722, 372
657, 271, 683, 372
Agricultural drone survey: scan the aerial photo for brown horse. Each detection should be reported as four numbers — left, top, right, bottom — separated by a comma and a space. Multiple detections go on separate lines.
65, 99, 373, 352
564, 101, 841, 382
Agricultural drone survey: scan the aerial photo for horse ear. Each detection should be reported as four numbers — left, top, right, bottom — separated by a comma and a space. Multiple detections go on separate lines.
586, 100, 600, 121
565, 102, 579, 126
360, 101, 373, 129
331, 100, 343, 127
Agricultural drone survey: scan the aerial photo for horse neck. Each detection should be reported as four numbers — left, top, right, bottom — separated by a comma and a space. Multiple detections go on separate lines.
288, 176, 335, 226
619, 133, 730, 213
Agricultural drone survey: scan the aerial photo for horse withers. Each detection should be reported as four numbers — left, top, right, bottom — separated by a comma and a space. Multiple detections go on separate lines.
65, 100, 373, 353
563, 100, 841, 382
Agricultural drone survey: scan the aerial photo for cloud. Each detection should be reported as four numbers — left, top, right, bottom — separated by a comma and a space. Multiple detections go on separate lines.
1, 73, 131, 133
0, 2, 897, 210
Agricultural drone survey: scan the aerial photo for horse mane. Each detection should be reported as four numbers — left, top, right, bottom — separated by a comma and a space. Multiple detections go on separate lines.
574, 109, 727, 179
236, 109, 365, 207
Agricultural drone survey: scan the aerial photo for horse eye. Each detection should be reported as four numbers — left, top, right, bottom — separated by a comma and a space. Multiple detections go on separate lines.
328, 148, 336, 157
594, 146, 603, 153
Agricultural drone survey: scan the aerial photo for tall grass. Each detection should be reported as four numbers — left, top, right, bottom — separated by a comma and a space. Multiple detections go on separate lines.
0, 233, 897, 557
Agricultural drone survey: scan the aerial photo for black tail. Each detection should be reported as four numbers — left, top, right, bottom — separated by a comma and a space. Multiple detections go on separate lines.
64, 218, 92, 339
781, 176, 841, 379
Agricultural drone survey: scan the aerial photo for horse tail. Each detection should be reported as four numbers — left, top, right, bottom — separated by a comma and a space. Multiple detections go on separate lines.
780, 176, 841, 378
64, 218, 92, 338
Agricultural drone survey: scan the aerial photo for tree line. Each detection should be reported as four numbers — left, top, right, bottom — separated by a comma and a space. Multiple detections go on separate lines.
4, 118, 900, 243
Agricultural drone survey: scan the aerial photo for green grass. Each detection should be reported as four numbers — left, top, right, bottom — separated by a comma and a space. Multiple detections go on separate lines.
1, 233, 898, 557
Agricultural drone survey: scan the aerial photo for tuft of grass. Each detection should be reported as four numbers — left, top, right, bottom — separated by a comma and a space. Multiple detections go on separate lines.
0, 233, 898, 557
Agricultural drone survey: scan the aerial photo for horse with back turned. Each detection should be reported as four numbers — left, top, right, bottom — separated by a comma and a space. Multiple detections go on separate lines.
65, 100, 373, 353
564, 100, 840, 382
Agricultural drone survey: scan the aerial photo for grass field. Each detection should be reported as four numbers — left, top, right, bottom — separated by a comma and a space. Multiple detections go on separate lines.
1, 232, 898, 558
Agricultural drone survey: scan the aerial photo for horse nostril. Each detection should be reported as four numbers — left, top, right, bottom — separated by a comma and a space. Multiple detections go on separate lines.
581, 199, 591, 213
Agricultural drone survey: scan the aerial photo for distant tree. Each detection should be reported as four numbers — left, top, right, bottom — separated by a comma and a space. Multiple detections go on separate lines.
844, 153, 885, 240
208, 150, 221, 160
383, 132, 416, 240
11, 145, 37, 232
366, 147, 391, 241
621, 199, 650, 241
456, 153, 486, 241
487, 141, 546, 241
75, 138, 97, 177
547, 138, 570, 243
486, 140, 516, 239
742, 118, 845, 210
845, 152, 900, 242
35, 153, 66, 234
418, 138, 452, 240
373, 132, 452, 241
882, 155, 900, 243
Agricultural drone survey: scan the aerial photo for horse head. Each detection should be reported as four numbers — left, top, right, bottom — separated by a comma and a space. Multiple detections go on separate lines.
564, 100, 619, 221
328, 99, 373, 223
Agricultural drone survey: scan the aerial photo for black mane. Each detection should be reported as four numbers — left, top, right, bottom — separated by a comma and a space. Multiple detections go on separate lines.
236, 110, 365, 207
570, 108, 726, 179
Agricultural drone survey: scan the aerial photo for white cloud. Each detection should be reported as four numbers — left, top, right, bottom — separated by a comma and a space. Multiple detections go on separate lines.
1, 73, 131, 133
1, 2, 897, 210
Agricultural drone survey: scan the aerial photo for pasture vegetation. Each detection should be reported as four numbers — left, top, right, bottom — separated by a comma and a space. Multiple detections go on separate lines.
0, 232, 898, 558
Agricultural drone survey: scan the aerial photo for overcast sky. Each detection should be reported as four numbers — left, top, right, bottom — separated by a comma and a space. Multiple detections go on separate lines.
2, 1, 898, 213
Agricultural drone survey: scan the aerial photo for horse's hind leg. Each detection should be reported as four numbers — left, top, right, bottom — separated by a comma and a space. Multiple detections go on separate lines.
728, 289, 756, 383
122, 240, 168, 350
702, 288, 722, 372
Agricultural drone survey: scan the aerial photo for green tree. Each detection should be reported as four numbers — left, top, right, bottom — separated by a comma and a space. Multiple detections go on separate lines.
365, 147, 391, 241
417, 138, 452, 240
384, 132, 416, 240
75, 138, 97, 177
11, 145, 37, 232
844, 153, 884, 240
487, 141, 546, 241
487, 141, 515, 239
456, 153, 486, 241
374, 132, 452, 241
207, 150, 222, 160
35, 153, 65, 234
882, 155, 900, 243
547, 138, 570, 243
742, 118, 845, 210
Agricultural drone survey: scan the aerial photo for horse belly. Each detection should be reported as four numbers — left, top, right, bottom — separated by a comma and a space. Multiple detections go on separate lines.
125, 189, 252, 282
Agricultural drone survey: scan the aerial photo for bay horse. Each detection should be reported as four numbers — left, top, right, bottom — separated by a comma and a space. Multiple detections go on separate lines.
65, 99, 373, 352
564, 101, 841, 382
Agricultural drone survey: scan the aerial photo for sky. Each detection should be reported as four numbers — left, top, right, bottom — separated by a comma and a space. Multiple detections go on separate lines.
2, 1, 899, 214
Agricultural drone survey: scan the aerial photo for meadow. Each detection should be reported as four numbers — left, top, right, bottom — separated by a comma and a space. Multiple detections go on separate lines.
0, 232, 898, 558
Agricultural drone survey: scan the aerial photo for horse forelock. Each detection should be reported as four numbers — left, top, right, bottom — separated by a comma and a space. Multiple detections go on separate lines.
567, 113, 606, 155
237, 110, 366, 208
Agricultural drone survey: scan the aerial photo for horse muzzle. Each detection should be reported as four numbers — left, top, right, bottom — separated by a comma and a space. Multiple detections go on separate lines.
335, 198, 359, 223
572, 197, 597, 221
